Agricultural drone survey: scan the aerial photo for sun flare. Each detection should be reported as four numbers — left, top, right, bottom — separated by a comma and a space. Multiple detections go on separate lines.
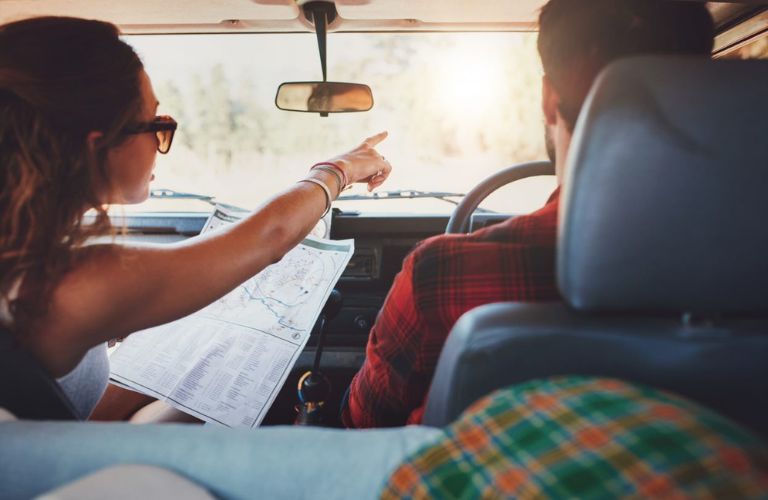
433, 42, 507, 121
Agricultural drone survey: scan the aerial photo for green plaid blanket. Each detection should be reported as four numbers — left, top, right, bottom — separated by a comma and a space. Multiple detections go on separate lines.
382, 377, 768, 499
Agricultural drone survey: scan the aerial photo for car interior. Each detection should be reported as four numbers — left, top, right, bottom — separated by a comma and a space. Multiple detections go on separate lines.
1, 0, 767, 497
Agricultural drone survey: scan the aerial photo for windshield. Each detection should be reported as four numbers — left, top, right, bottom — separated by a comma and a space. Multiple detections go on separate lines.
125, 32, 555, 214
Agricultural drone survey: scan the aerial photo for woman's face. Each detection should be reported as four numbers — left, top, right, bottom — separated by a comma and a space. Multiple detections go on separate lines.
103, 70, 160, 204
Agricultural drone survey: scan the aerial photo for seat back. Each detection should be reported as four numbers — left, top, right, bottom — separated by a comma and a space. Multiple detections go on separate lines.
559, 57, 768, 314
0, 326, 77, 420
423, 57, 768, 434
422, 303, 768, 435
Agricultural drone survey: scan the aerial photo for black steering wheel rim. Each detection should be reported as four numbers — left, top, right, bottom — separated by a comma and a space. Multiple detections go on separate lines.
445, 160, 555, 234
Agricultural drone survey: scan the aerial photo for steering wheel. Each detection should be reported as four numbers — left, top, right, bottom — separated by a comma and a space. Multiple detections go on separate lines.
445, 160, 555, 234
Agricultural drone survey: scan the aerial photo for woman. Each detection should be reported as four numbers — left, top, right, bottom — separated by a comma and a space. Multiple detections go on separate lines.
0, 16, 391, 420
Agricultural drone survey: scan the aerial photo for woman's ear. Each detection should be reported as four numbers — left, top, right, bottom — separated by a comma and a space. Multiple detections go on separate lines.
86, 131, 112, 202
542, 75, 559, 127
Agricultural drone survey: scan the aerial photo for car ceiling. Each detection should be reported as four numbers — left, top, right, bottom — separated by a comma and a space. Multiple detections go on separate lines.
0, 0, 542, 33
0, 0, 764, 34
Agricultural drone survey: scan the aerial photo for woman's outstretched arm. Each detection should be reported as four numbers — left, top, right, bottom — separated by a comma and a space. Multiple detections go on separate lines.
30, 133, 391, 375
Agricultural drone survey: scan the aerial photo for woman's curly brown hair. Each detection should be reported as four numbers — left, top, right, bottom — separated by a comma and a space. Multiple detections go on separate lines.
0, 17, 144, 334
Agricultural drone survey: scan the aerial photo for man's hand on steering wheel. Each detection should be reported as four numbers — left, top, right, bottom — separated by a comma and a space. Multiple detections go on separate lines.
445, 161, 555, 234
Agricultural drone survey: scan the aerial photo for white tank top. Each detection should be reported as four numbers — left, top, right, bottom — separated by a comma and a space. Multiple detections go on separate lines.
0, 278, 21, 327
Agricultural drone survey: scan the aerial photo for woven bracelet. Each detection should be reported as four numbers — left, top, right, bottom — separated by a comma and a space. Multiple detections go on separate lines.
312, 162, 348, 189
312, 165, 345, 192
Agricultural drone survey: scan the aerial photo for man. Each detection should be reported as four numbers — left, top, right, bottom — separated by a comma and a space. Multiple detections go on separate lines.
343, 0, 715, 428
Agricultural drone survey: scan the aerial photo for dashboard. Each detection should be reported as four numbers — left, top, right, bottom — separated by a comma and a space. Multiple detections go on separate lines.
112, 210, 514, 347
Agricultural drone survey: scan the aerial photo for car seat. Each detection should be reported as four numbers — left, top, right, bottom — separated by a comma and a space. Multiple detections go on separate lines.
422, 56, 768, 438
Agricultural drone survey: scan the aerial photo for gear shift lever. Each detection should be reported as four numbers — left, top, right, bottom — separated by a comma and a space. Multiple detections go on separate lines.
295, 289, 342, 425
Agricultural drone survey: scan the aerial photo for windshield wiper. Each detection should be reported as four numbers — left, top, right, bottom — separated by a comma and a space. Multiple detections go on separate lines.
150, 188, 248, 213
151, 188, 496, 214
337, 189, 495, 213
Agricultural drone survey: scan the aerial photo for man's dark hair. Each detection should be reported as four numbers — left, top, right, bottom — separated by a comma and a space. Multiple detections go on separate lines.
538, 0, 715, 131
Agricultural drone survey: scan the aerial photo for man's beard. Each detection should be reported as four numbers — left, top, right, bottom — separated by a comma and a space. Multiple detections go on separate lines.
544, 123, 556, 164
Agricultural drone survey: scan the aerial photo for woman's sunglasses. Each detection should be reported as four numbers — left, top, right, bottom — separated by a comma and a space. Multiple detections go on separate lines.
122, 115, 177, 154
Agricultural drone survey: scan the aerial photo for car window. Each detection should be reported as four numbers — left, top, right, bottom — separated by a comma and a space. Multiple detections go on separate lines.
124, 32, 554, 215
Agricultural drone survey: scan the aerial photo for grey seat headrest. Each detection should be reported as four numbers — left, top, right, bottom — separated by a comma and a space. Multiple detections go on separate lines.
559, 56, 768, 314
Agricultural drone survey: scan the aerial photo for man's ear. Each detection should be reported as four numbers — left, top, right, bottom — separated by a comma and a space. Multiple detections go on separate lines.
542, 75, 559, 127
86, 131, 104, 158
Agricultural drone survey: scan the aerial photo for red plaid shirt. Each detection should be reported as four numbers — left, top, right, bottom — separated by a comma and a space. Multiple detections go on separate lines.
343, 188, 562, 428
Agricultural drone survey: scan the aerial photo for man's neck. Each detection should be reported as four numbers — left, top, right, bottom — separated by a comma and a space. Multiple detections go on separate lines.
554, 120, 572, 185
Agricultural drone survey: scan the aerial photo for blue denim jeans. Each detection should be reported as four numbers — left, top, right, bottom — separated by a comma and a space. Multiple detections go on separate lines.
0, 420, 442, 499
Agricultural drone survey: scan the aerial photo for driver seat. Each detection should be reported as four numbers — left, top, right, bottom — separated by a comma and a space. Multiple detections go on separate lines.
422, 56, 768, 438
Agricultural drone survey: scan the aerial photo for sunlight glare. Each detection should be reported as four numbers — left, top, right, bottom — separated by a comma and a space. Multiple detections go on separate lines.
433, 43, 506, 122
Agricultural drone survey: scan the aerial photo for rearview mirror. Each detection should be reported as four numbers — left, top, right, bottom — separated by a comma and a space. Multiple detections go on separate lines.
275, 82, 374, 114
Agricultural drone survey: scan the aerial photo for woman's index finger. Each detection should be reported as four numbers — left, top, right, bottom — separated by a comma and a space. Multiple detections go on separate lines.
363, 131, 388, 147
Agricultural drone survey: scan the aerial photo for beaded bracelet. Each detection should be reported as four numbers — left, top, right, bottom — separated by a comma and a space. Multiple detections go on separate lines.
312, 162, 348, 190
297, 177, 332, 217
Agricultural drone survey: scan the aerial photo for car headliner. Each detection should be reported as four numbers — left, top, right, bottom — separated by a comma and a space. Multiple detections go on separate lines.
0, 0, 542, 33
0, 0, 761, 35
